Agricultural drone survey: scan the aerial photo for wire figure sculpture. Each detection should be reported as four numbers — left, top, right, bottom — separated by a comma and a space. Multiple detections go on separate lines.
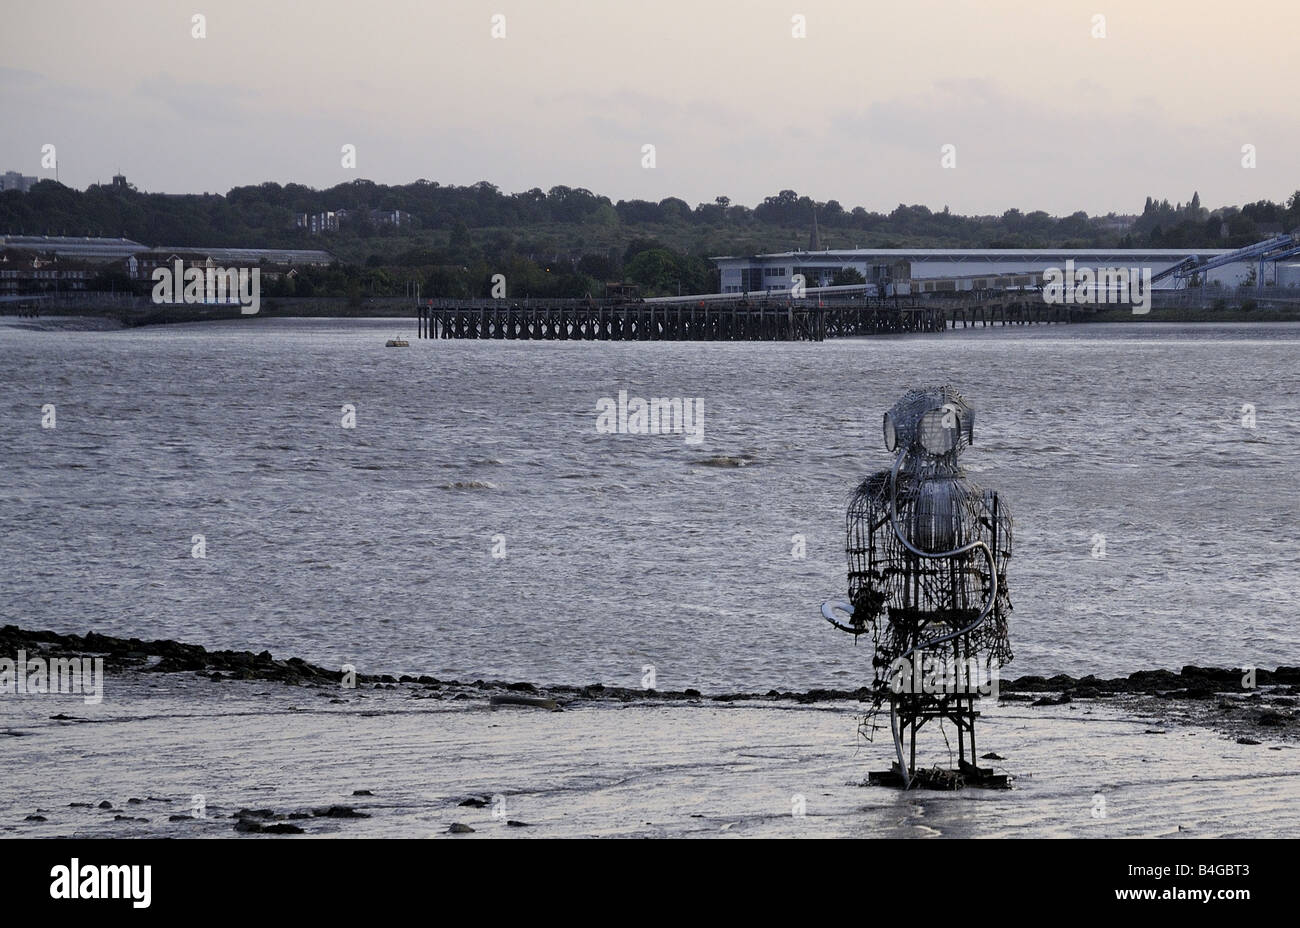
821, 386, 1013, 789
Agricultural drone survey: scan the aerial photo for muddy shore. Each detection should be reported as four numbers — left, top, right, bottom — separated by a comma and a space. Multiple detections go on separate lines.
4, 624, 1298, 837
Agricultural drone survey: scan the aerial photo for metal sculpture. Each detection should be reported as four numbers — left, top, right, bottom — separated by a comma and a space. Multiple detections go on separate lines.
821, 386, 1013, 789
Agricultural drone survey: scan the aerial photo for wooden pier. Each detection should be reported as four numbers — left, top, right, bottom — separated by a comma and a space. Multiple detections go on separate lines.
415, 293, 1084, 342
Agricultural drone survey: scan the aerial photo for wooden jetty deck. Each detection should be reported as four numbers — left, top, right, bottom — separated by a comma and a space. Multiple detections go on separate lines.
416, 293, 1085, 342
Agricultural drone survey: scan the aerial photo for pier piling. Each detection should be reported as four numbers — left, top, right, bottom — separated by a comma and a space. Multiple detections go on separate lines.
415, 293, 1069, 342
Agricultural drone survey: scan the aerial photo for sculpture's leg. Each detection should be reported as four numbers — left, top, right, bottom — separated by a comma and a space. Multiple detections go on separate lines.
890, 700, 911, 789
955, 640, 965, 765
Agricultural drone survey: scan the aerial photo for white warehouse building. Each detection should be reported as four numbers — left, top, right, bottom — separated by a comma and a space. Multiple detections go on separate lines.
712, 248, 1261, 295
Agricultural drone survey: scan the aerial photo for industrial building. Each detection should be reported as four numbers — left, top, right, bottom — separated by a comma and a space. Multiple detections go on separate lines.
713, 248, 1271, 295
0, 236, 334, 296
128, 246, 334, 269
0, 235, 333, 269
1278, 262, 1300, 288
0, 235, 150, 262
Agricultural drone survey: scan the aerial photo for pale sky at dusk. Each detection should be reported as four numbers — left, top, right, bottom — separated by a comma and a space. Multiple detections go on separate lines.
2, 0, 1296, 214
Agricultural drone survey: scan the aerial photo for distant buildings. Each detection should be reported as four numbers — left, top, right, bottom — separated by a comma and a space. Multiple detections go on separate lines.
123, 247, 334, 285
295, 208, 413, 234
0, 235, 334, 295
1, 171, 39, 193
1098, 215, 1137, 233
296, 211, 339, 234
365, 208, 411, 227
0, 248, 93, 295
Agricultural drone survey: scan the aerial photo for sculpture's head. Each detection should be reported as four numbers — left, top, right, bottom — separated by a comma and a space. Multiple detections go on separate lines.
882, 386, 974, 461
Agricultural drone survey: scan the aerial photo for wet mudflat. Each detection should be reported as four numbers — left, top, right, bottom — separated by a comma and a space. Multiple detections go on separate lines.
3, 671, 1296, 839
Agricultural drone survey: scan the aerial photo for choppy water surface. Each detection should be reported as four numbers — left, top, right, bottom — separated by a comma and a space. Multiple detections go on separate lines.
2, 317, 1297, 690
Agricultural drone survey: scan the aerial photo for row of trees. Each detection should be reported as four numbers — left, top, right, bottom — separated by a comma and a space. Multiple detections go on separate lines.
9, 177, 1298, 248
84, 237, 717, 302
1121, 192, 1300, 249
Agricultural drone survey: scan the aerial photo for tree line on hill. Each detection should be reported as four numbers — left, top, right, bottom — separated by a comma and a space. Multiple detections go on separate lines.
5, 179, 1298, 300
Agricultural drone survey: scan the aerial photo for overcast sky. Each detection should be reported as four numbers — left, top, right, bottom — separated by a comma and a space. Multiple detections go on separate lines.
2, 0, 1296, 215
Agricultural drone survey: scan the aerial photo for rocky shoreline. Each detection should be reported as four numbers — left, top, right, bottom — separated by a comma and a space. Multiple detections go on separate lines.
3, 623, 1296, 708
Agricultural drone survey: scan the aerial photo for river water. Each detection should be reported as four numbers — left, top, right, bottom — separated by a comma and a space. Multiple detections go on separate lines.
2, 317, 1296, 691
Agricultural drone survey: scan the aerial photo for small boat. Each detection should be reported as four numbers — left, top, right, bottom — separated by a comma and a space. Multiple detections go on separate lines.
385, 336, 409, 347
